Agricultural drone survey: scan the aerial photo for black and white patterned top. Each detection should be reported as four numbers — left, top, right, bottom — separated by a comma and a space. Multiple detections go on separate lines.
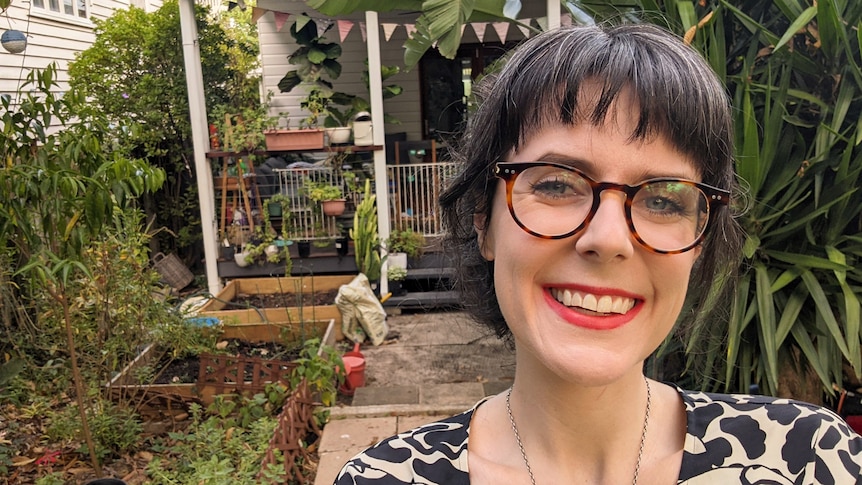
334, 386, 862, 484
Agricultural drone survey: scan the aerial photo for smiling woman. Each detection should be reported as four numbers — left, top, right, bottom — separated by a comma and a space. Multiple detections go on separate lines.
333, 24, 862, 485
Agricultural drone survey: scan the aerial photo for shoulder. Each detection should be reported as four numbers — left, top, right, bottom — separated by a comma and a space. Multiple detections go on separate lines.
333, 410, 473, 485
678, 388, 862, 483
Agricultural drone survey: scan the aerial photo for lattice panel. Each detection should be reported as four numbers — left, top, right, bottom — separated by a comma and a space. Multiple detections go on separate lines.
259, 379, 322, 483
197, 353, 297, 396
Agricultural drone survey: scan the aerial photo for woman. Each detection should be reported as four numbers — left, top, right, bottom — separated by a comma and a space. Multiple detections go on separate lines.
335, 24, 862, 484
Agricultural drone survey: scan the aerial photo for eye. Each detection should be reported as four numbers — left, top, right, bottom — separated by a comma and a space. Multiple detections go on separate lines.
531, 177, 576, 198
635, 182, 700, 219
524, 168, 590, 201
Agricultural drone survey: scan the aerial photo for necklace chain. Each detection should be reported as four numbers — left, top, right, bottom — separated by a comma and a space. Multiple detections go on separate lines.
505, 377, 652, 485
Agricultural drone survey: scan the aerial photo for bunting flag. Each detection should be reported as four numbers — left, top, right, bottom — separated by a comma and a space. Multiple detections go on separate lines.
274, 12, 290, 32
337, 20, 354, 42
249, 7, 541, 44
381, 23, 398, 41
561, 13, 573, 27
251, 6, 266, 23
316, 19, 332, 38
492, 22, 509, 43
471, 22, 487, 42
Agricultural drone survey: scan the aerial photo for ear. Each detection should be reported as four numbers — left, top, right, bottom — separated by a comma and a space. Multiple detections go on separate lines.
473, 213, 495, 261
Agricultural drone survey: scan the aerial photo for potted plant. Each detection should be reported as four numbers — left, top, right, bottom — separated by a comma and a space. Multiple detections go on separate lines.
386, 227, 426, 268
387, 266, 407, 296
350, 179, 383, 291
266, 193, 291, 220
303, 178, 346, 216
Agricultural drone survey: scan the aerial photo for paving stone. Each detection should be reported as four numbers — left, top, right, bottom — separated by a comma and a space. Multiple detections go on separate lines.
397, 414, 451, 433
351, 385, 419, 406
314, 446, 367, 485
319, 417, 397, 453
419, 382, 486, 406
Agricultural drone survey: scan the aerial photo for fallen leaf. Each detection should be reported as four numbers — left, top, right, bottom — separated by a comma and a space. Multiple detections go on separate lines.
11, 456, 35, 466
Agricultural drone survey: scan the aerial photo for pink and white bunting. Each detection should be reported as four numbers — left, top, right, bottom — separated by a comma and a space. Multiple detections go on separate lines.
381, 23, 398, 41
471, 22, 487, 42
254, 9, 542, 45
337, 20, 353, 42
273, 12, 290, 32
492, 22, 509, 43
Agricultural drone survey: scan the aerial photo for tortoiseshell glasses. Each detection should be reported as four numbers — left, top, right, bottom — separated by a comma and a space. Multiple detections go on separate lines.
494, 162, 730, 254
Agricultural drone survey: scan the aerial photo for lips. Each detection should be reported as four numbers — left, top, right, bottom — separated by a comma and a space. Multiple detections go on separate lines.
549, 288, 636, 314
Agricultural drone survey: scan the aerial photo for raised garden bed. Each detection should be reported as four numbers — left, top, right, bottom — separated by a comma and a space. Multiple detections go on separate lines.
198, 275, 354, 340
106, 318, 336, 411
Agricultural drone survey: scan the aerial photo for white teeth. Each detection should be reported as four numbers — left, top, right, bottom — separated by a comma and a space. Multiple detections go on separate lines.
551, 288, 635, 315
597, 295, 613, 313
583, 293, 598, 311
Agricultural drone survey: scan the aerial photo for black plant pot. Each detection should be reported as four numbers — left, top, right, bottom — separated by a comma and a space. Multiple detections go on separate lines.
388, 279, 406, 296
219, 245, 235, 261
335, 236, 349, 257
297, 241, 311, 258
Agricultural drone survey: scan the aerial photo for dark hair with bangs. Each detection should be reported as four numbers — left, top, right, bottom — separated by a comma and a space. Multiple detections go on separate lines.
439, 23, 744, 342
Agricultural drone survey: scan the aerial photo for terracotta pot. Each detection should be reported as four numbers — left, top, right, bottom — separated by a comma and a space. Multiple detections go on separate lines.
322, 199, 346, 216
264, 129, 324, 151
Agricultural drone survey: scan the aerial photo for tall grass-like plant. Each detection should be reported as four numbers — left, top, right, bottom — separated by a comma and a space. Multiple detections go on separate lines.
618, 0, 862, 400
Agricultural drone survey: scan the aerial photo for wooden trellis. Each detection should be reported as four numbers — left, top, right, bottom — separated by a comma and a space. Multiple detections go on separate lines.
259, 379, 322, 483
197, 353, 297, 396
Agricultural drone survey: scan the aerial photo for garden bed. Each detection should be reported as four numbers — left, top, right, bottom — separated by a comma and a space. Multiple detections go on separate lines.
106, 318, 336, 410
198, 275, 354, 340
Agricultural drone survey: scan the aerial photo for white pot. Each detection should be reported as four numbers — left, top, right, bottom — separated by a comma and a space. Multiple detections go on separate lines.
325, 127, 351, 145
234, 251, 251, 267
264, 244, 279, 259
389, 252, 408, 270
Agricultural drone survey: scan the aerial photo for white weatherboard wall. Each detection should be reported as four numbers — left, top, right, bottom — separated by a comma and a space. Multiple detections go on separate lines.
257, 1, 422, 140
0, 0, 163, 100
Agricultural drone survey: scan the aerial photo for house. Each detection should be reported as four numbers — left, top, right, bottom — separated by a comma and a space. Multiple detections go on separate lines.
194, 2, 567, 303
0, 0, 195, 98
255, 1, 562, 143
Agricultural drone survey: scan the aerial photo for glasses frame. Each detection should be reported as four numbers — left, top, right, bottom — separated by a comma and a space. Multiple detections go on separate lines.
494, 161, 730, 254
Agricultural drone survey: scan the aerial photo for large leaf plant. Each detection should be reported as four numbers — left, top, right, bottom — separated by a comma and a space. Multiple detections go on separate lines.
632, 0, 862, 400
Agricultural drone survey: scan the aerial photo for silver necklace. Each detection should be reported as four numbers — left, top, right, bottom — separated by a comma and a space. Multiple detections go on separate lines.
506, 377, 652, 485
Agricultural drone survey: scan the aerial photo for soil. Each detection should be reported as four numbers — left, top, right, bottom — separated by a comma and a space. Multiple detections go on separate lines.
152, 339, 301, 384
231, 289, 339, 309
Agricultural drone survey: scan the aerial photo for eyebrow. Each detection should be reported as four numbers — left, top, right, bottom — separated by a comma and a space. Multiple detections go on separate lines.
529, 154, 700, 183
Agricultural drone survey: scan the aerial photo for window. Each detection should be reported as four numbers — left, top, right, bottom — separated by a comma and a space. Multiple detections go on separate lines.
32, 0, 88, 20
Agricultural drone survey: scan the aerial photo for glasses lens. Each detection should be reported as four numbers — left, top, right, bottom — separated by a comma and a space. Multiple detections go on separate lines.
510, 165, 593, 237
508, 165, 711, 252
630, 181, 709, 251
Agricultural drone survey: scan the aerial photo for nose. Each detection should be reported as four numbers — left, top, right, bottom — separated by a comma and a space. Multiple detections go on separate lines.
574, 189, 635, 262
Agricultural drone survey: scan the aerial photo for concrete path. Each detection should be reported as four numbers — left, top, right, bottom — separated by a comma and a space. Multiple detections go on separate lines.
314, 310, 515, 485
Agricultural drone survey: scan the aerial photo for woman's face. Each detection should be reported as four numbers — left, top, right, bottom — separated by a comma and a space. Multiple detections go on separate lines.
477, 99, 701, 387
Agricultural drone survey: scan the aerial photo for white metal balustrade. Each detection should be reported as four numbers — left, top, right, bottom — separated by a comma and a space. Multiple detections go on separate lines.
272, 167, 344, 242
215, 161, 459, 244
386, 162, 457, 237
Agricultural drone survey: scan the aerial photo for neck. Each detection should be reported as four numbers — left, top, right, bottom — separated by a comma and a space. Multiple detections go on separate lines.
507, 362, 652, 482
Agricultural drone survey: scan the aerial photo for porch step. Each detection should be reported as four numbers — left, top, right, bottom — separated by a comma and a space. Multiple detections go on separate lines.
383, 290, 460, 312
383, 257, 458, 311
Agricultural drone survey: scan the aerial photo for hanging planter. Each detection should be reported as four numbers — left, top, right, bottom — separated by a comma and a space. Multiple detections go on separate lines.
1, 30, 26, 54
